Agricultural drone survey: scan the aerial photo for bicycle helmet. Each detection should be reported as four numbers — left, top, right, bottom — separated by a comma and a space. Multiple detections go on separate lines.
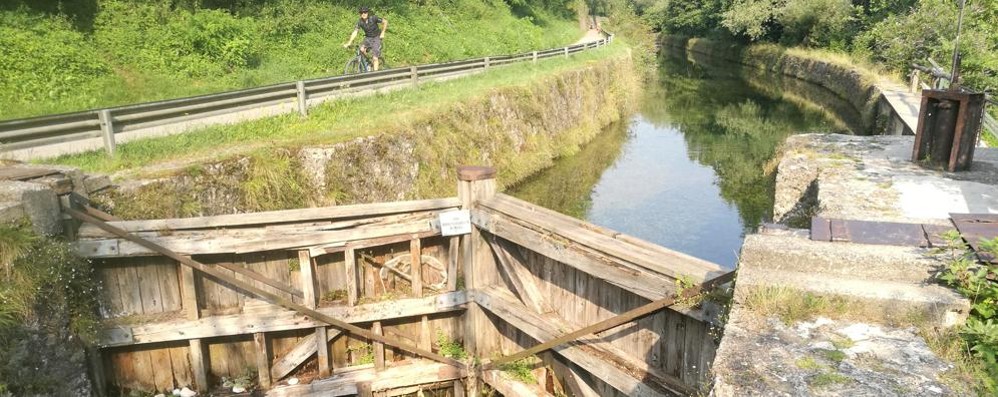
359, 6, 370, 13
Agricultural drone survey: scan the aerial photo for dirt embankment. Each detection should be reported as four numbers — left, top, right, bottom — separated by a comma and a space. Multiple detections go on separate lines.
97, 55, 641, 219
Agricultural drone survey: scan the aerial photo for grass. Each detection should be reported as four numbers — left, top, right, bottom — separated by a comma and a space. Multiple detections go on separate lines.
810, 372, 851, 387
742, 286, 850, 325
498, 357, 538, 384
435, 331, 466, 360
44, 43, 626, 175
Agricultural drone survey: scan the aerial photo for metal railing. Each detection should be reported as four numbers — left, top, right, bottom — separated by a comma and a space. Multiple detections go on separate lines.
0, 35, 613, 159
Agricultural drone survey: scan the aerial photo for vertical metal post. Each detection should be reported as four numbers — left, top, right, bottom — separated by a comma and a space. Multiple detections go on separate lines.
410, 66, 418, 85
295, 81, 308, 117
564, 46, 569, 58
484, 56, 491, 69
532, 51, 538, 63
98, 110, 115, 155
909, 71, 919, 93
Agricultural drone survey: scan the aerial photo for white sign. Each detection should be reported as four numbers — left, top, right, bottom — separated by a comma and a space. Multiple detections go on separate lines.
438, 210, 472, 236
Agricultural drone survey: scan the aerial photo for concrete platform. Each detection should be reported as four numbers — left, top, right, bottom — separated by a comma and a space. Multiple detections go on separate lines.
774, 134, 998, 226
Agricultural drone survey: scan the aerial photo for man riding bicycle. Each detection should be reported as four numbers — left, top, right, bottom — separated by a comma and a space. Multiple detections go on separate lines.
343, 6, 388, 71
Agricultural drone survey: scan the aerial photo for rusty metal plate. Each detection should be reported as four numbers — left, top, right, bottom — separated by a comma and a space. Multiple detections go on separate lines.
950, 213, 998, 263
0, 167, 60, 181
833, 219, 929, 247
810, 217, 831, 242
922, 224, 958, 248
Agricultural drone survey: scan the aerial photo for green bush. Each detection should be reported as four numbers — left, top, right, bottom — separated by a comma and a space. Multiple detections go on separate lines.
0, 11, 110, 106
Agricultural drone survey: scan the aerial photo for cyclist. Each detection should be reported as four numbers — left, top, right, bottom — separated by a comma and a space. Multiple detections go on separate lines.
343, 6, 388, 71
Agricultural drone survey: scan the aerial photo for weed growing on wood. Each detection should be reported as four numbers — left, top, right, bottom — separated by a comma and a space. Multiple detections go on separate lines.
348, 343, 375, 365
435, 331, 466, 360
498, 357, 537, 384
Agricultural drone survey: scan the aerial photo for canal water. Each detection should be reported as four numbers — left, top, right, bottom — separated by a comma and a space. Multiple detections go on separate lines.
510, 49, 857, 268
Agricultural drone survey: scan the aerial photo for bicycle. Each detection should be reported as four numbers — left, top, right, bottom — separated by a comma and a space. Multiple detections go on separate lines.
344, 45, 388, 74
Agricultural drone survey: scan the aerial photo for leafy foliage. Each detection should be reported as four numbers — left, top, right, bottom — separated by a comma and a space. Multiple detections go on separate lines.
936, 233, 998, 393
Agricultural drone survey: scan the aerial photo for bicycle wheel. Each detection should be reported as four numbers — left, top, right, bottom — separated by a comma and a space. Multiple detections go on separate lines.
344, 58, 363, 74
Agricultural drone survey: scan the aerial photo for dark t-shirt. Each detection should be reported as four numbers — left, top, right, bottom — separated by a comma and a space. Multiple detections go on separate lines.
356, 15, 384, 38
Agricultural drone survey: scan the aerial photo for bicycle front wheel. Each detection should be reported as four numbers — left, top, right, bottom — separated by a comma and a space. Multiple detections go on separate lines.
344, 58, 363, 74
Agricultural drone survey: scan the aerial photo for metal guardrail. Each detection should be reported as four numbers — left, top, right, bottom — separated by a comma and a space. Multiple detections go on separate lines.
0, 35, 613, 158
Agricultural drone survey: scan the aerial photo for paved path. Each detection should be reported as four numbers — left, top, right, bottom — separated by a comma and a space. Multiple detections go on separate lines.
877, 80, 921, 133
574, 29, 604, 45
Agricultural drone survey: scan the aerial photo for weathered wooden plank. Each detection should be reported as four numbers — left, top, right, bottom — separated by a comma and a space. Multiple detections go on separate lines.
168, 345, 193, 389
117, 264, 143, 315
474, 287, 672, 397
101, 292, 467, 346
189, 339, 208, 390
138, 263, 165, 314
270, 329, 344, 380
346, 248, 358, 306
149, 347, 175, 391
373, 322, 385, 371
80, 198, 461, 235
75, 206, 467, 369
179, 261, 199, 320
489, 237, 553, 314
447, 236, 459, 291
157, 260, 182, 312
255, 332, 273, 388
311, 230, 440, 258
472, 209, 676, 301
317, 326, 331, 377
266, 362, 465, 397
481, 195, 723, 280
481, 370, 556, 397
487, 267, 731, 370
411, 239, 423, 297
79, 220, 439, 258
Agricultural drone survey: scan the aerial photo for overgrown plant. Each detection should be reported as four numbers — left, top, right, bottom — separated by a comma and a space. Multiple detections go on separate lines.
935, 232, 998, 393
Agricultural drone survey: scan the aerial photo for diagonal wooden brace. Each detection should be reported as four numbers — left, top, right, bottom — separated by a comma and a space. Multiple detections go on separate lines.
486, 270, 735, 368
68, 208, 467, 369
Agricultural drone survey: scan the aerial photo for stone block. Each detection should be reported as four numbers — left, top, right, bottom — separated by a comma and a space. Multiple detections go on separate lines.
0, 181, 62, 236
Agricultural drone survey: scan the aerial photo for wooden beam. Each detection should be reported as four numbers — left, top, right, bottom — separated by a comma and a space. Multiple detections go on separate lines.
317, 327, 331, 377
71, 208, 466, 369
79, 198, 461, 234
310, 230, 440, 258
255, 332, 272, 388
101, 292, 467, 346
221, 261, 303, 299
563, 365, 600, 397
488, 270, 734, 367
268, 361, 466, 397
410, 238, 423, 297
447, 236, 459, 291
346, 248, 359, 306
83, 205, 121, 221
179, 261, 199, 320
299, 249, 330, 377
373, 322, 385, 371
488, 236, 553, 314
481, 370, 556, 397
474, 286, 684, 397
482, 194, 723, 279
189, 339, 209, 391
472, 209, 677, 301
78, 220, 438, 258
271, 329, 344, 380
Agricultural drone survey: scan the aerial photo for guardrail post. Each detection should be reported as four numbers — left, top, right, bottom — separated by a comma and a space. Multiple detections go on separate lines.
532, 51, 538, 63
484, 56, 491, 69
564, 47, 569, 58
909, 71, 919, 93
410, 66, 419, 86
98, 110, 116, 155
296, 81, 308, 117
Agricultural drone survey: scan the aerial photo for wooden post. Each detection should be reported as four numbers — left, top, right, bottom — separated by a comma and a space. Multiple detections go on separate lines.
458, 165, 498, 396
180, 261, 200, 320
296, 81, 309, 117
410, 238, 423, 297
346, 248, 358, 306
532, 51, 538, 64
98, 110, 115, 155
300, 249, 331, 377
189, 339, 209, 390
373, 321, 385, 371
447, 236, 459, 291
254, 332, 272, 388
410, 66, 418, 85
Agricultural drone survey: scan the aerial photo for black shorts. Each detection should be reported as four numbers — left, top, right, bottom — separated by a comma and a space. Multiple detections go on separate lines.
362, 37, 382, 58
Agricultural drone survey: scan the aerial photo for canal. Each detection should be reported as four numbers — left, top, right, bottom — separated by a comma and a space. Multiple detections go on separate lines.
510, 49, 858, 268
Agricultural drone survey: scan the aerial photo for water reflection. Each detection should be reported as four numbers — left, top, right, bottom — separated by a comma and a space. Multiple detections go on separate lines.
511, 50, 851, 267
